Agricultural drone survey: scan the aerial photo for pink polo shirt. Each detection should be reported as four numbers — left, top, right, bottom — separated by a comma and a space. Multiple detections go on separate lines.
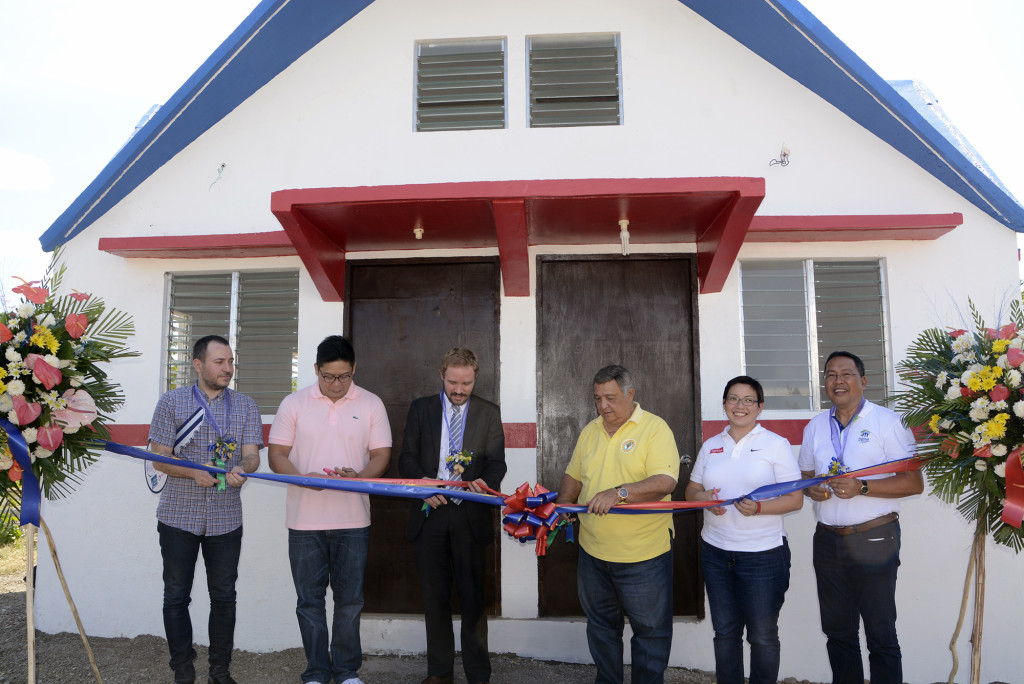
269, 382, 392, 530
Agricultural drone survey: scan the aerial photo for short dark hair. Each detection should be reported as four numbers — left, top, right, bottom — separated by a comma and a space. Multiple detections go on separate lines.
593, 365, 635, 395
722, 375, 764, 404
193, 335, 230, 361
316, 335, 355, 367
825, 351, 865, 377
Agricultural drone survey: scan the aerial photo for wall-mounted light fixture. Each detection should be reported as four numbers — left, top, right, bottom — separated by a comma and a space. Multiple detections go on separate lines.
619, 219, 630, 256
413, 222, 424, 239
769, 145, 790, 167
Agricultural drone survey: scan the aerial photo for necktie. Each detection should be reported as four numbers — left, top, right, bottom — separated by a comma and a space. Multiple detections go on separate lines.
449, 404, 463, 455
449, 404, 464, 503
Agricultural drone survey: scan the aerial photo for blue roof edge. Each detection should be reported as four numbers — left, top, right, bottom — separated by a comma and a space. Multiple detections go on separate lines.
39, 0, 375, 251
679, 0, 1024, 231
39, 0, 1024, 251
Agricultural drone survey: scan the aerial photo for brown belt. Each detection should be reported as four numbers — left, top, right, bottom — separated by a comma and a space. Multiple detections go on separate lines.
818, 512, 898, 537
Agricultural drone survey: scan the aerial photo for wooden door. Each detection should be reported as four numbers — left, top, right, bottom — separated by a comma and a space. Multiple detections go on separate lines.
536, 255, 702, 617
346, 258, 501, 614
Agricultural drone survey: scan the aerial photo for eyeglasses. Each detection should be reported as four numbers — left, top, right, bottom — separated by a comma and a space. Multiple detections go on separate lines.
725, 395, 759, 406
318, 370, 353, 384
824, 371, 861, 382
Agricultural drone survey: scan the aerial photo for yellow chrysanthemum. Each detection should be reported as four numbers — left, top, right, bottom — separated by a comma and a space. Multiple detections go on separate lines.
928, 414, 942, 434
967, 375, 983, 391
992, 339, 1011, 353
983, 413, 1009, 440
29, 326, 60, 355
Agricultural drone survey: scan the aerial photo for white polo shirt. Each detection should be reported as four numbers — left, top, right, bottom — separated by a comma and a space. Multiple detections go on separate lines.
798, 401, 916, 526
691, 424, 800, 552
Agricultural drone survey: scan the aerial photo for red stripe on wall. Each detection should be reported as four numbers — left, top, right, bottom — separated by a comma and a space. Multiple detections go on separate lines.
702, 419, 810, 444
110, 420, 809, 451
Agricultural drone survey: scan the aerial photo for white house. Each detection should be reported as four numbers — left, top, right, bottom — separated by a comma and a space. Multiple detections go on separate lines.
33, 0, 1024, 681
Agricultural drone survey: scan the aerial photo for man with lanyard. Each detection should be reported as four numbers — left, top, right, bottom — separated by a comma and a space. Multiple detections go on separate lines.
799, 350, 923, 684
149, 335, 263, 684
555, 364, 679, 684
269, 335, 392, 684
398, 347, 506, 684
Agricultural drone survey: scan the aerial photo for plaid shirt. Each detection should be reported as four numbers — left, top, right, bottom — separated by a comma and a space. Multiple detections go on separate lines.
150, 385, 263, 536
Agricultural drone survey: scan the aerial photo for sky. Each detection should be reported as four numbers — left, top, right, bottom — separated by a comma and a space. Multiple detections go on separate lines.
1, 0, 1022, 303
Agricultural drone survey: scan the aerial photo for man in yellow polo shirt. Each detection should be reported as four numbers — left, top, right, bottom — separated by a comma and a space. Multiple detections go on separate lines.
557, 365, 679, 684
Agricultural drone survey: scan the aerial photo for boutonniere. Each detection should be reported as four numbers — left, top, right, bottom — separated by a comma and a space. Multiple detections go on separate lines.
821, 455, 850, 478
208, 437, 237, 492
445, 448, 474, 476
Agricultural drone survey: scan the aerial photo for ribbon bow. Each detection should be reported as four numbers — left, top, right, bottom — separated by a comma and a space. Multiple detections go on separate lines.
501, 483, 570, 556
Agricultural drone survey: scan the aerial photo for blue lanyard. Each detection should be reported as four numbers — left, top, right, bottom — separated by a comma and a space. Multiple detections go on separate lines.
192, 384, 231, 439
829, 398, 866, 465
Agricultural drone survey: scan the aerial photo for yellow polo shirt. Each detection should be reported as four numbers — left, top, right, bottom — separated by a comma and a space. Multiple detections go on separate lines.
565, 404, 679, 562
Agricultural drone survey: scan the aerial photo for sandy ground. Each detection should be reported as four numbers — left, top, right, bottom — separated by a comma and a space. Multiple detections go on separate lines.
0, 572, 739, 684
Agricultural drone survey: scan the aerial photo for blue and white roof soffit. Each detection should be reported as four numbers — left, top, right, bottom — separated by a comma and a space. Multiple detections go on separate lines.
38, 0, 1024, 251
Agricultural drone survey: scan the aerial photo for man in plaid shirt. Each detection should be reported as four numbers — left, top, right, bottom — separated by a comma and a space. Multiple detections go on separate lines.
149, 335, 263, 684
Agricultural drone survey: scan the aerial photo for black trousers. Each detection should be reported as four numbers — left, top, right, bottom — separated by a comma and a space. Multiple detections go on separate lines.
412, 502, 490, 683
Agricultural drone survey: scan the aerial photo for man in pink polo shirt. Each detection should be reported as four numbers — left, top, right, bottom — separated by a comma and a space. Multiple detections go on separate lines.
268, 335, 392, 684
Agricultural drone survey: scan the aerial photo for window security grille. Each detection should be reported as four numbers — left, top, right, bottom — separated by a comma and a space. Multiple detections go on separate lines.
416, 39, 506, 132
166, 270, 299, 414
528, 34, 621, 128
740, 260, 888, 411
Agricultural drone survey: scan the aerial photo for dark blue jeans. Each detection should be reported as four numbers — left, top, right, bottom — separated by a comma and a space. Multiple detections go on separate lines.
158, 521, 242, 683
288, 526, 370, 684
577, 546, 673, 684
701, 538, 790, 684
813, 520, 902, 684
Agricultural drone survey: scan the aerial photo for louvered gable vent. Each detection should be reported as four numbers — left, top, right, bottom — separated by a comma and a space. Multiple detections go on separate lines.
529, 34, 621, 128
416, 39, 506, 132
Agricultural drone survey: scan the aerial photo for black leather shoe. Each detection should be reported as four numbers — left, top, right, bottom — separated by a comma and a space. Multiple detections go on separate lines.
208, 674, 237, 684
422, 677, 454, 684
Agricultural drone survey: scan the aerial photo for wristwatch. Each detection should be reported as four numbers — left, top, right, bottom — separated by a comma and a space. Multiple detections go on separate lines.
859, 480, 869, 496
616, 486, 629, 503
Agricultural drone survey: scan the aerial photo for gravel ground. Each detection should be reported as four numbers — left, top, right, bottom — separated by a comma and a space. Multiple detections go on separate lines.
0, 572, 732, 684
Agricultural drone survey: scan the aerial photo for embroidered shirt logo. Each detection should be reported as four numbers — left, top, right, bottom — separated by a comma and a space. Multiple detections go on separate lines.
621, 438, 637, 453
710, 447, 724, 454
858, 429, 870, 443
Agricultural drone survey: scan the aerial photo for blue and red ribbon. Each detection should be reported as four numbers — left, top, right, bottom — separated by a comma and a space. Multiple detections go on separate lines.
2, 418, 41, 527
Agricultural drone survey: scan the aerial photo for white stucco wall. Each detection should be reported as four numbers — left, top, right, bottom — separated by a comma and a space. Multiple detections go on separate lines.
30, 0, 1024, 681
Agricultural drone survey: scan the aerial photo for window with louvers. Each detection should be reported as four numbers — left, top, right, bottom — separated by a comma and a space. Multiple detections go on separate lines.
813, 261, 888, 408
166, 270, 299, 414
416, 38, 506, 132
740, 259, 888, 410
529, 34, 621, 128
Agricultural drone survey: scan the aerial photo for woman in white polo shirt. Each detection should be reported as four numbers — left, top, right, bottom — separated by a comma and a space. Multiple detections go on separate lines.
684, 376, 803, 684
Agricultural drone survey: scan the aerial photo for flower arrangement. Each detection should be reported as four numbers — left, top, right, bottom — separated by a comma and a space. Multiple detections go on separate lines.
894, 300, 1024, 551
445, 448, 473, 476
0, 259, 138, 536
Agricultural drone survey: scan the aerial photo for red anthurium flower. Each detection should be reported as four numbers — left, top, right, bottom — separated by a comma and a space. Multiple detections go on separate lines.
11, 277, 49, 305
25, 353, 62, 390
961, 387, 975, 399
37, 423, 64, 451
948, 329, 968, 338
990, 385, 1011, 403
65, 313, 88, 339
1007, 348, 1024, 368
0, 323, 11, 343
8, 462, 22, 482
12, 395, 42, 425
986, 324, 1019, 340
52, 389, 98, 429
69, 290, 91, 302
974, 445, 993, 458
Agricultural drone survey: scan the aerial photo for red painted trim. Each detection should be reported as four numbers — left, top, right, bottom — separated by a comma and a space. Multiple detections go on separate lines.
696, 188, 765, 294
97, 231, 298, 258
492, 199, 530, 297
702, 419, 810, 444
747, 213, 963, 242
504, 422, 538, 449
106, 423, 537, 449
108, 420, 814, 452
270, 178, 767, 207
275, 207, 347, 301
